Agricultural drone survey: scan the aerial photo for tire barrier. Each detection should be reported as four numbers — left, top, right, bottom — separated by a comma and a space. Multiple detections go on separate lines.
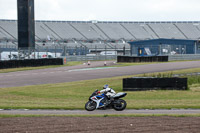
117, 56, 168, 63
0, 58, 64, 69
123, 77, 188, 91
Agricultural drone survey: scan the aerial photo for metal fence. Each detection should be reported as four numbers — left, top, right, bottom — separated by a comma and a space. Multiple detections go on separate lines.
1, 44, 200, 62
0, 44, 129, 61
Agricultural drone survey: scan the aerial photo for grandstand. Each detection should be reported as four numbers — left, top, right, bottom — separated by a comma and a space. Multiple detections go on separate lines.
1, 19, 200, 54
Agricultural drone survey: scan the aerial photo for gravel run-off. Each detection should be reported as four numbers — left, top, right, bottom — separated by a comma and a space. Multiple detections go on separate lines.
0, 116, 200, 133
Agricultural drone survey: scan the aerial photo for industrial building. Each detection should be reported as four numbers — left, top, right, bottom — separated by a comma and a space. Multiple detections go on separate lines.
129, 39, 200, 56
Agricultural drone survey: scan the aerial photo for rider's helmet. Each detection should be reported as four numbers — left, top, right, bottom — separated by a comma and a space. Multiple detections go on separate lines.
103, 84, 109, 89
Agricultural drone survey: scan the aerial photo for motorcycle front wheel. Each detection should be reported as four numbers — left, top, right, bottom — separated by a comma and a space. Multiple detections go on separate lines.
113, 99, 127, 111
85, 101, 97, 111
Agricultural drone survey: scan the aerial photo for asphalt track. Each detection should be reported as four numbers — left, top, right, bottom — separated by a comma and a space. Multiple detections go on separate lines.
0, 60, 200, 88
0, 109, 200, 115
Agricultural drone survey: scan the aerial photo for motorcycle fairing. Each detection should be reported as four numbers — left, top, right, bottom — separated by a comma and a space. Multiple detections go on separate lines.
113, 92, 127, 99
90, 93, 106, 109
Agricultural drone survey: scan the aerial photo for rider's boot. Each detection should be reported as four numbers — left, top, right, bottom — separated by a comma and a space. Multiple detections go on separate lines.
105, 97, 113, 106
110, 97, 114, 101
104, 100, 109, 106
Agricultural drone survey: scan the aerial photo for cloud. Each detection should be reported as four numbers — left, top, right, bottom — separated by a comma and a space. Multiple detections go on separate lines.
0, 0, 17, 19
0, 0, 200, 21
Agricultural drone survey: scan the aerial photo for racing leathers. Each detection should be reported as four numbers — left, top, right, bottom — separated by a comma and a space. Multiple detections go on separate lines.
98, 87, 116, 106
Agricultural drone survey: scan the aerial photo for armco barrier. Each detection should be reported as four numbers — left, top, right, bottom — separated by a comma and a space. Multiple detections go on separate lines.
169, 54, 200, 61
123, 77, 188, 91
63, 55, 117, 62
0, 58, 63, 69
117, 56, 168, 63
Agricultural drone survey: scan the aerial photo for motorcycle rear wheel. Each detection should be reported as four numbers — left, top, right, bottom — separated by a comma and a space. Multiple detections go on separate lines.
113, 99, 127, 111
85, 101, 97, 111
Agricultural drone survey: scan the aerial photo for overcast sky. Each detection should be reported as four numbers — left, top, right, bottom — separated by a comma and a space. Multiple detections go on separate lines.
0, 0, 200, 21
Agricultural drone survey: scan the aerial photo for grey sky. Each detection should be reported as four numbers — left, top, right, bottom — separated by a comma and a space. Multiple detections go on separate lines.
0, 0, 200, 21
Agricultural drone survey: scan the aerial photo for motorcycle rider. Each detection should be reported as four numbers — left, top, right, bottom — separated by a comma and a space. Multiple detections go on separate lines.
97, 85, 116, 106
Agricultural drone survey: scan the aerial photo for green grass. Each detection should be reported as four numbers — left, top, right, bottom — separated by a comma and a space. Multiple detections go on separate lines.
0, 61, 84, 73
113, 62, 157, 67
0, 68, 200, 110
140, 70, 200, 89
141, 67, 200, 76
114, 60, 200, 67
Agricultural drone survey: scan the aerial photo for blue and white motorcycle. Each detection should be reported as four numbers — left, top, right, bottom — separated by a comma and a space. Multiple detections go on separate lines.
85, 90, 127, 111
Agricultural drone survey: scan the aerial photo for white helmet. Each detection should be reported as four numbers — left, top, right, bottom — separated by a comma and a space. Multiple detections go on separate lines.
103, 84, 109, 89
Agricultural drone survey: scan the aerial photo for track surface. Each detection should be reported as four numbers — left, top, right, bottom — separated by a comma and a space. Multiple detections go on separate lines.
0, 61, 200, 88
0, 109, 200, 115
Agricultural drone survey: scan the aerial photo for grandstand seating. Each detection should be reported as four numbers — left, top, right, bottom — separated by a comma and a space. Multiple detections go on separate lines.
44, 22, 85, 40
174, 23, 200, 39
95, 23, 133, 40
122, 23, 155, 39
0, 20, 17, 40
1, 20, 200, 50
69, 23, 101, 40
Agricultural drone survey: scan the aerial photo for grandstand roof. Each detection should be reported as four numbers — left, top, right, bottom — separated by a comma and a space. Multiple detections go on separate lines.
1, 19, 200, 24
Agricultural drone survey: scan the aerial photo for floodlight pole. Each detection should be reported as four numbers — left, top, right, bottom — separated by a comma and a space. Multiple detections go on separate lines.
17, 0, 35, 58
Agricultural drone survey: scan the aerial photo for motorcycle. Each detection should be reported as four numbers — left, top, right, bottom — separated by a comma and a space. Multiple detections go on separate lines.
85, 90, 127, 111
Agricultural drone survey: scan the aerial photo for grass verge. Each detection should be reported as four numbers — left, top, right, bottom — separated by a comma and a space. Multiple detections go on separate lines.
0, 68, 200, 110
0, 61, 84, 73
